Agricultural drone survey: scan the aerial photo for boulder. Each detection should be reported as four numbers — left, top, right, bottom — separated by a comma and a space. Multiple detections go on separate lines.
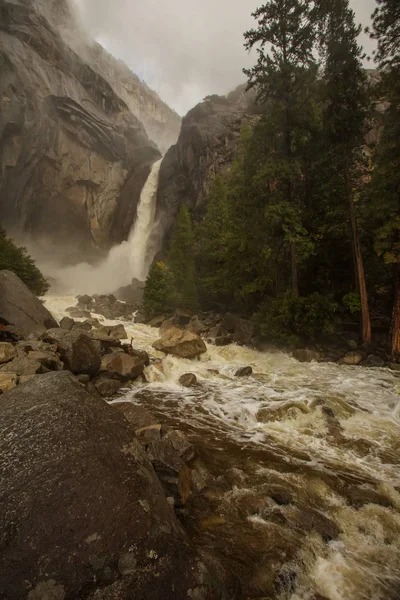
179, 373, 197, 387
363, 355, 385, 368
338, 351, 364, 366
0, 356, 42, 376
42, 330, 101, 376
209, 324, 225, 339
27, 350, 64, 372
153, 327, 207, 359
235, 366, 253, 377
60, 316, 75, 331
233, 318, 254, 346
94, 376, 122, 397
0, 372, 18, 393
0, 342, 17, 365
293, 349, 320, 363
66, 307, 92, 319
88, 330, 122, 352
76, 294, 93, 307
174, 309, 192, 326
160, 317, 180, 334
92, 324, 128, 340
187, 317, 207, 336
221, 313, 236, 333
100, 352, 147, 381
148, 315, 167, 328
0, 372, 224, 599
0, 270, 58, 336
215, 335, 235, 347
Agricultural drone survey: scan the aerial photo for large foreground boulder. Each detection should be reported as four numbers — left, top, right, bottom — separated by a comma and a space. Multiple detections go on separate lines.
153, 327, 207, 359
0, 271, 58, 336
0, 372, 228, 600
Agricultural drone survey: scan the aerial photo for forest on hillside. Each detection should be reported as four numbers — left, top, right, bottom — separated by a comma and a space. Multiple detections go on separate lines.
144, 0, 400, 353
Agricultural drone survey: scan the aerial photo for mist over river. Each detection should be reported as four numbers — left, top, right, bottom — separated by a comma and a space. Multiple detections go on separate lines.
45, 295, 400, 600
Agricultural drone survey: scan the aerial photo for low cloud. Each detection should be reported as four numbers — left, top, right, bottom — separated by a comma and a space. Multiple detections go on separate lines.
72, 0, 377, 115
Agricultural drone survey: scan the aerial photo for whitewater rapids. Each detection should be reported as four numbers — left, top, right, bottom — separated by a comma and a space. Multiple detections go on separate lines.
45, 294, 400, 600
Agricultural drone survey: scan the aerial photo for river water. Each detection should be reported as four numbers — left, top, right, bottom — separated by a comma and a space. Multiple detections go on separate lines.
45, 295, 400, 600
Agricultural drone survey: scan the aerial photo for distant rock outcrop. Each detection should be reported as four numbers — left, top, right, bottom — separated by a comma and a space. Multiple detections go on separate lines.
0, 0, 179, 262
155, 94, 258, 247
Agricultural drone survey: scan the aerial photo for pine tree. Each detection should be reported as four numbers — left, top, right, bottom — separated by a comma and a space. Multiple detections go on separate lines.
244, 0, 318, 295
369, 0, 400, 355
143, 261, 171, 318
0, 228, 49, 296
318, 0, 372, 344
195, 175, 230, 307
168, 205, 199, 311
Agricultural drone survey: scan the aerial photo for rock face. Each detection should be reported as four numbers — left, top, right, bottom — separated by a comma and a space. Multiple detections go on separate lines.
0, 270, 58, 336
153, 326, 207, 359
0, 0, 161, 261
155, 96, 259, 246
0, 371, 225, 599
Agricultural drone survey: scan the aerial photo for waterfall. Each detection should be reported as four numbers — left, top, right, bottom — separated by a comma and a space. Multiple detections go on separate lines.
50, 159, 162, 294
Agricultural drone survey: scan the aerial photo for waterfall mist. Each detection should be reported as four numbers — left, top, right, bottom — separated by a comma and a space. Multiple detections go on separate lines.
45, 159, 162, 295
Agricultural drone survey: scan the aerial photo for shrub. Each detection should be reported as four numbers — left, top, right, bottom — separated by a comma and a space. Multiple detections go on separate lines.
0, 228, 49, 296
143, 262, 172, 318
254, 292, 339, 346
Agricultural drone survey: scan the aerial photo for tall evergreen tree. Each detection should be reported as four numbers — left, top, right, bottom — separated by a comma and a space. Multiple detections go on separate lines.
168, 204, 199, 311
369, 0, 400, 355
244, 0, 318, 296
143, 261, 171, 318
318, 0, 372, 344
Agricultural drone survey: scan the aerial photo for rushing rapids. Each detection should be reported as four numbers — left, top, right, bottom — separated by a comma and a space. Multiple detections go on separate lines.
45, 295, 400, 600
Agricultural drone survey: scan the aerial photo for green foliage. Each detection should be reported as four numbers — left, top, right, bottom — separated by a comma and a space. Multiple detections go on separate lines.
254, 293, 338, 346
168, 205, 199, 311
370, 0, 400, 68
343, 292, 361, 314
143, 262, 171, 318
0, 228, 49, 296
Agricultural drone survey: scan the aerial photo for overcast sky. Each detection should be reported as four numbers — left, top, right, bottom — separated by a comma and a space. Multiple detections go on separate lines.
72, 0, 377, 116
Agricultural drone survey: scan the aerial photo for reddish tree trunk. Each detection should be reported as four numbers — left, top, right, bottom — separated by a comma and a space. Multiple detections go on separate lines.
344, 162, 371, 344
391, 263, 400, 356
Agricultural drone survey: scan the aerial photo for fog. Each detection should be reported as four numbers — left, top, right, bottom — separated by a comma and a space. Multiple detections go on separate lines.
72, 0, 377, 115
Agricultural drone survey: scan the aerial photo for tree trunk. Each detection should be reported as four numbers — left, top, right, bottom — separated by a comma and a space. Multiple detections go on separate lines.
391, 262, 400, 356
291, 242, 299, 297
344, 161, 371, 344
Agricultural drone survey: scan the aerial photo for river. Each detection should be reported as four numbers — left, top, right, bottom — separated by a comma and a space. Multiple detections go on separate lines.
44, 295, 400, 600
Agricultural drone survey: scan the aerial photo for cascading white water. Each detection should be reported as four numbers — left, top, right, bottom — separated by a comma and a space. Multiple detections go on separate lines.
48, 159, 162, 294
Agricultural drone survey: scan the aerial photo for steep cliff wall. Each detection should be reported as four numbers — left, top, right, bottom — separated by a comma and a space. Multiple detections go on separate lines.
155, 94, 258, 245
0, 0, 177, 264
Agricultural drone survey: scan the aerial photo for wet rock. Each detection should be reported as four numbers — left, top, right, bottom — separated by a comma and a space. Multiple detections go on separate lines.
293, 349, 320, 363
295, 508, 340, 541
187, 317, 207, 336
66, 307, 92, 319
42, 330, 101, 376
60, 316, 75, 331
100, 352, 147, 381
73, 320, 93, 331
233, 318, 254, 346
179, 373, 197, 387
363, 354, 385, 368
344, 485, 393, 508
27, 350, 64, 371
135, 424, 163, 443
338, 351, 364, 365
0, 372, 222, 599
0, 342, 17, 365
0, 373, 18, 393
388, 362, 400, 371
148, 315, 167, 328
160, 316, 180, 334
92, 324, 127, 340
153, 327, 207, 359
114, 403, 157, 429
76, 374, 91, 384
93, 377, 122, 397
76, 294, 93, 307
209, 324, 225, 339
146, 440, 192, 506
0, 270, 58, 337
207, 369, 220, 375
88, 330, 122, 352
215, 335, 235, 347
175, 308, 192, 326
221, 313, 236, 333
235, 366, 253, 377
0, 356, 42, 376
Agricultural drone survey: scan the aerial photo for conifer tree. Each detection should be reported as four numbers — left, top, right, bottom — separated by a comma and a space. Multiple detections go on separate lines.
0, 228, 49, 296
244, 0, 318, 295
318, 0, 372, 344
143, 261, 171, 318
369, 0, 400, 355
168, 204, 199, 311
